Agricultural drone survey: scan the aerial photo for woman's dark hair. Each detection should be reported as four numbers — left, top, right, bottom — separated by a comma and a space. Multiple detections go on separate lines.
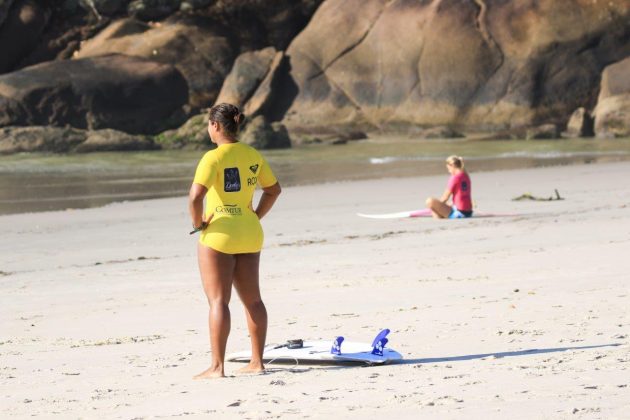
208, 103, 244, 136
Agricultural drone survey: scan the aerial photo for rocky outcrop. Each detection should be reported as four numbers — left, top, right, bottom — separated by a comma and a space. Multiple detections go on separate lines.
0, 0, 51, 74
0, 126, 86, 154
74, 17, 234, 109
240, 116, 291, 149
0, 126, 158, 154
279, 0, 630, 132
594, 57, 630, 138
0, 54, 188, 134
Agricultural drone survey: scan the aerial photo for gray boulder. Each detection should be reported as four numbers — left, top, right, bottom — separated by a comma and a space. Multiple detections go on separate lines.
0, 54, 188, 134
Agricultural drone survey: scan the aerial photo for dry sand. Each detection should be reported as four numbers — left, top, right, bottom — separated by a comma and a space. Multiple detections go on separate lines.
1, 161, 629, 419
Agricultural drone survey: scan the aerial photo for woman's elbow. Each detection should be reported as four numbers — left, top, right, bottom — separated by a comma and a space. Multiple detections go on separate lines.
265, 182, 282, 196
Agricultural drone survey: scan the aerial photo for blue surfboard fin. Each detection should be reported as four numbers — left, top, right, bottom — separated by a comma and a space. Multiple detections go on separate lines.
371, 329, 390, 356
331, 336, 344, 355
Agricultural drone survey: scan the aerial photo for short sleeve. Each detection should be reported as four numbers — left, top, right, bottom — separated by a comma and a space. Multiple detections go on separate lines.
257, 154, 277, 188
193, 152, 217, 189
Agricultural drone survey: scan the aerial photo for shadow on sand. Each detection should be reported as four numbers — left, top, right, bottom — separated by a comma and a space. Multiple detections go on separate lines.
398, 342, 622, 365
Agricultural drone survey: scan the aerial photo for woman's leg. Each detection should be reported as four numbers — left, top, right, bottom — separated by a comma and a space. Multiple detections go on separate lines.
425, 197, 452, 219
194, 244, 235, 379
232, 252, 267, 373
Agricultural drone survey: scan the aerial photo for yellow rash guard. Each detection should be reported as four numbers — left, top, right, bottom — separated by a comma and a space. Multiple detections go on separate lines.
193, 142, 277, 254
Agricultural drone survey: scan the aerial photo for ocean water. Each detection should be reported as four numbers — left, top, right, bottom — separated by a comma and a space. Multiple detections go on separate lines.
1, 135, 629, 215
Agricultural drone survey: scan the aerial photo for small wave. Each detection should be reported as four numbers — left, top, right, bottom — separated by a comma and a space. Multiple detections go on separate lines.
494, 150, 630, 159
369, 156, 438, 164
369, 150, 630, 164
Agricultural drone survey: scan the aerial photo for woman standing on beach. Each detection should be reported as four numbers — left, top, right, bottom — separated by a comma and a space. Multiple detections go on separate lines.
188, 103, 281, 378
425, 155, 473, 219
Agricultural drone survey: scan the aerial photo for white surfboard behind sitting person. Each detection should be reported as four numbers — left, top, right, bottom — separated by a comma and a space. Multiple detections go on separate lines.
425, 155, 473, 219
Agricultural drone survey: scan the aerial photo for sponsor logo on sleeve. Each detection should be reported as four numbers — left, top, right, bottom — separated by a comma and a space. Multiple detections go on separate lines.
249, 164, 259, 174
224, 167, 241, 192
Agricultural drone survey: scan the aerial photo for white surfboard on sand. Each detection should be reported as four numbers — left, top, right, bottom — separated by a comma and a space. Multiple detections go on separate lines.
357, 208, 518, 219
227, 329, 403, 365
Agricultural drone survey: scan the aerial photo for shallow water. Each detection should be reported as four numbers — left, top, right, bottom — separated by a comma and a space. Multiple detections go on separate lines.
1, 135, 629, 215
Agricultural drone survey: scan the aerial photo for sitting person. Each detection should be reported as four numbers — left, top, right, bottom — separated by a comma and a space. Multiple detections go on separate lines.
426, 155, 473, 219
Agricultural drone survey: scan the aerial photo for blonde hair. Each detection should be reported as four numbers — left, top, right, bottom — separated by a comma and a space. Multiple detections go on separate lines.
446, 155, 464, 169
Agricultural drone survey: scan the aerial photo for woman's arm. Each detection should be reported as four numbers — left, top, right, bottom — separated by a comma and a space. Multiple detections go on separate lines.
439, 188, 452, 204
255, 182, 282, 220
189, 183, 209, 229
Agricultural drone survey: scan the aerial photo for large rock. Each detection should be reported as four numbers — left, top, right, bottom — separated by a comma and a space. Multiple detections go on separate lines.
215, 47, 278, 109
75, 17, 235, 109
0, 54, 188, 134
0, 0, 51, 74
594, 57, 630, 138
279, 0, 630, 132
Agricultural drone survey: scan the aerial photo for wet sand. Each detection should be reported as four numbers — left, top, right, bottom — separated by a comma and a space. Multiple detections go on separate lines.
1, 161, 629, 418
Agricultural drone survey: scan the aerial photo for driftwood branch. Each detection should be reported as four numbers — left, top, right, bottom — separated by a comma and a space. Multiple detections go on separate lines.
512, 189, 564, 201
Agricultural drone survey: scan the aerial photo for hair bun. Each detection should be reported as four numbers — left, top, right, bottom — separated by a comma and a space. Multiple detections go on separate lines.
234, 113, 244, 125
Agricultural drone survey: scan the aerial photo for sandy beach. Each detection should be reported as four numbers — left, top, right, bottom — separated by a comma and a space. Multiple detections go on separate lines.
1, 161, 629, 419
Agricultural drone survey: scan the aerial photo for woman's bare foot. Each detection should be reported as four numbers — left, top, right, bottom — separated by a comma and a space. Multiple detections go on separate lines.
236, 362, 265, 375
193, 366, 225, 379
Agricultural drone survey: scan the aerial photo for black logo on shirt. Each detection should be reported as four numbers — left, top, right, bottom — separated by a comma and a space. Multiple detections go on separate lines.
461, 181, 468, 192
224, 167, 241, 192
249, 164, 259, 174
215, 204, 242, 215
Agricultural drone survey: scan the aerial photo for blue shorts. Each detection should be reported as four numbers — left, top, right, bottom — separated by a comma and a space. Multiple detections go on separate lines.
449, 206, 473, 219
